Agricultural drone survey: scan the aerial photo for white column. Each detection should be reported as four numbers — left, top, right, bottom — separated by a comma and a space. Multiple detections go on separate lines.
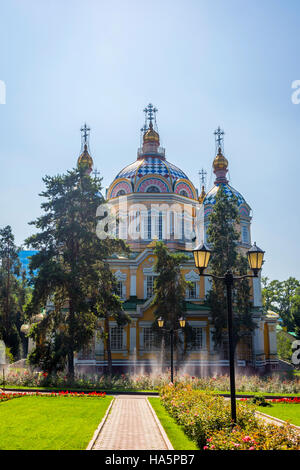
130, 319, 137, 353
130, 267, 137, 296
253, 320, 265, 356
252, 275, 262, 307
268, 323, 277, 355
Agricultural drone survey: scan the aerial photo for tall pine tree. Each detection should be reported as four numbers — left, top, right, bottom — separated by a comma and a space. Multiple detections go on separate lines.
151, 242, 194, 364
0, 226, 27, 359
206, 186, 255, 352
26, 166, 129, 376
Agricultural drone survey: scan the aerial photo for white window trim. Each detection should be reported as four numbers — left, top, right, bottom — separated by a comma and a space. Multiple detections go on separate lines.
185, 270, 200, 299
114, 270, 127, 299
139, 322, 158, 351
189, 321, 207, 351
143, 266, 158, 299
109, 322, 127, 352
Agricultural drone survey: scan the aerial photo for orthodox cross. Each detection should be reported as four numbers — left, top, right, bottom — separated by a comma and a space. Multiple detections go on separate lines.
143, 103, 158, 127
140, 124, 147, 145
214, 126, 225, 152
80, 123, 91, 145
198, 168, 207, 189
92, 168, 100, 179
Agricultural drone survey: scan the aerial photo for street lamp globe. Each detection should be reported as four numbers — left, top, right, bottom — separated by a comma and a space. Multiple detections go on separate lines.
157, 317, 164, 328
179, 317, 186, 328
247, 242, 265, 276
193, 242, 211, 274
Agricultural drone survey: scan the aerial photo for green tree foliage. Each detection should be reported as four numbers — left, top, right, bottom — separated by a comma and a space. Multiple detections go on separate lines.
151, 241, 194, 358
291, 287, 300, 337
262, 277, 300, 331
25, 167, 129, 376
0, 226, 29, 360
206, 186, 255, 350
276, 331, 293, 362
97, 263, 130, 377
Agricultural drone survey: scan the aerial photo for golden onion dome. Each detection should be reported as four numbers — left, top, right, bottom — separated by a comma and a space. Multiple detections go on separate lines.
213, 147, 228, 170
143, 122, 160, 144
77, 144, 93, 169
198, 185, 206, 203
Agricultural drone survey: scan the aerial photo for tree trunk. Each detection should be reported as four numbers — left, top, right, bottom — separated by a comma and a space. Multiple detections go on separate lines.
67, 300, 75, 379
104, 314, 112, 378
68, 350, 74, 378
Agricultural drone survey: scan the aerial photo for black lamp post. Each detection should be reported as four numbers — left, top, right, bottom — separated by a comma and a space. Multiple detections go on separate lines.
193, 241, 265, 424
157, 316, 186, 383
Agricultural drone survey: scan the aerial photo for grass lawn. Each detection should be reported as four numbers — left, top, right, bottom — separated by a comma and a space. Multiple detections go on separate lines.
0, 395, 113, 450
4, 386, 300, 397
258, 404, 300, 426
148, 397, 199, 450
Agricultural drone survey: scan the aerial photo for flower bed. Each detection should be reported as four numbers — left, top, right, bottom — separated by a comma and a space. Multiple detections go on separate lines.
159, 384, 300, 450
203, 424, 300, 450
0, 390, 106, 403
271, 397, 300, 403
2, 369, 300, 394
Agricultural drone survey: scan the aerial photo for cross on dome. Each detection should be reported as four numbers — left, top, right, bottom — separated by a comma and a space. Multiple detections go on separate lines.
214, 126, 225, 152
143, 103, 158, 127
80, 123, 91, 146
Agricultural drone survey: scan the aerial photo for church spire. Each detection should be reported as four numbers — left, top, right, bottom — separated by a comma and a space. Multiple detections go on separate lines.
139, 103, 163, 158
77, 123, 93, 173
212, 126, 228, 184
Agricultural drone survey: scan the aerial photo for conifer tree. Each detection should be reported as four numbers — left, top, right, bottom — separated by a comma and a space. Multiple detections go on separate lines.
206, 186, 255, 351
0, 226, 26, 359
25, 167, 129, 376
151, 241, 193, 363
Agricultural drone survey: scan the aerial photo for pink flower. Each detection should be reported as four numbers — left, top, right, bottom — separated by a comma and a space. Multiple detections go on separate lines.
203, 446, 209, 450
249, 446, 255, 450
242, 436, 251, 442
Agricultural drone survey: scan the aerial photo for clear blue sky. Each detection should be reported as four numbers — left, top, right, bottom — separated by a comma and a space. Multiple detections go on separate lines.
0, 0, 299, 281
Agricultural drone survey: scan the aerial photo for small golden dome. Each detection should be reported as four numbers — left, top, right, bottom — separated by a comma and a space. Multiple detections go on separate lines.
143, 122, 160, 144
213, 147, 228, 170
198, 185, 206, 203
77, 144, 93, 169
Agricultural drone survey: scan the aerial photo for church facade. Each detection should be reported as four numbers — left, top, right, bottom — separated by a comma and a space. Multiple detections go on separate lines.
72, 105, 278, 374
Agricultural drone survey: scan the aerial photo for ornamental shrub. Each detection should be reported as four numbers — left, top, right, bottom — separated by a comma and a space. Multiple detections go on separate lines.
160, 384, 257, 448
159, 384, 300, 450
204, 424, 300, 450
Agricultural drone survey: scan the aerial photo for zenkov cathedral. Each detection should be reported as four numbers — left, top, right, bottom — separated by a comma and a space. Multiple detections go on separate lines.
67, 104, 278, 373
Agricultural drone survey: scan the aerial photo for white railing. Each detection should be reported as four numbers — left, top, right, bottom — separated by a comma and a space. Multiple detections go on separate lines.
137, 147, 165, 158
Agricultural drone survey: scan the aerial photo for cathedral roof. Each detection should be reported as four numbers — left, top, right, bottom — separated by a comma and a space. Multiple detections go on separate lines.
107, 104, 197, 200
203, 183, 247, 207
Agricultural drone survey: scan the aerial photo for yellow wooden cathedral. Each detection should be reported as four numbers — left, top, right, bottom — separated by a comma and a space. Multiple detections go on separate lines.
72, 105, 278, 374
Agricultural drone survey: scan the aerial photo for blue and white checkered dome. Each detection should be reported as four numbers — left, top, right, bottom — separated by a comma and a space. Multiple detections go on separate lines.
203, 183, 247, 207
107, 156, 198, 200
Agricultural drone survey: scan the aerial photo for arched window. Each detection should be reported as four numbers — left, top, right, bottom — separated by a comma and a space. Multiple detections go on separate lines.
146, 186, 160, 193
242, 226, 249, 244
116, 189, 126, 196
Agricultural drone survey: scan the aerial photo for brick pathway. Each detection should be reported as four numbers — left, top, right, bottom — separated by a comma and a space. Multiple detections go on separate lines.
92, 396, 168, 450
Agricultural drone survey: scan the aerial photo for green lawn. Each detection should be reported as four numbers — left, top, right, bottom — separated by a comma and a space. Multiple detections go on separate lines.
4, 386, 300, 397
148, 397, 199, 450
258, 404, 300, 426
0, 395, 113, 450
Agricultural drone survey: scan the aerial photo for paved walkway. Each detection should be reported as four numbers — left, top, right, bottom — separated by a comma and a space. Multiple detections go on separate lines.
92, 396, 168, 450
